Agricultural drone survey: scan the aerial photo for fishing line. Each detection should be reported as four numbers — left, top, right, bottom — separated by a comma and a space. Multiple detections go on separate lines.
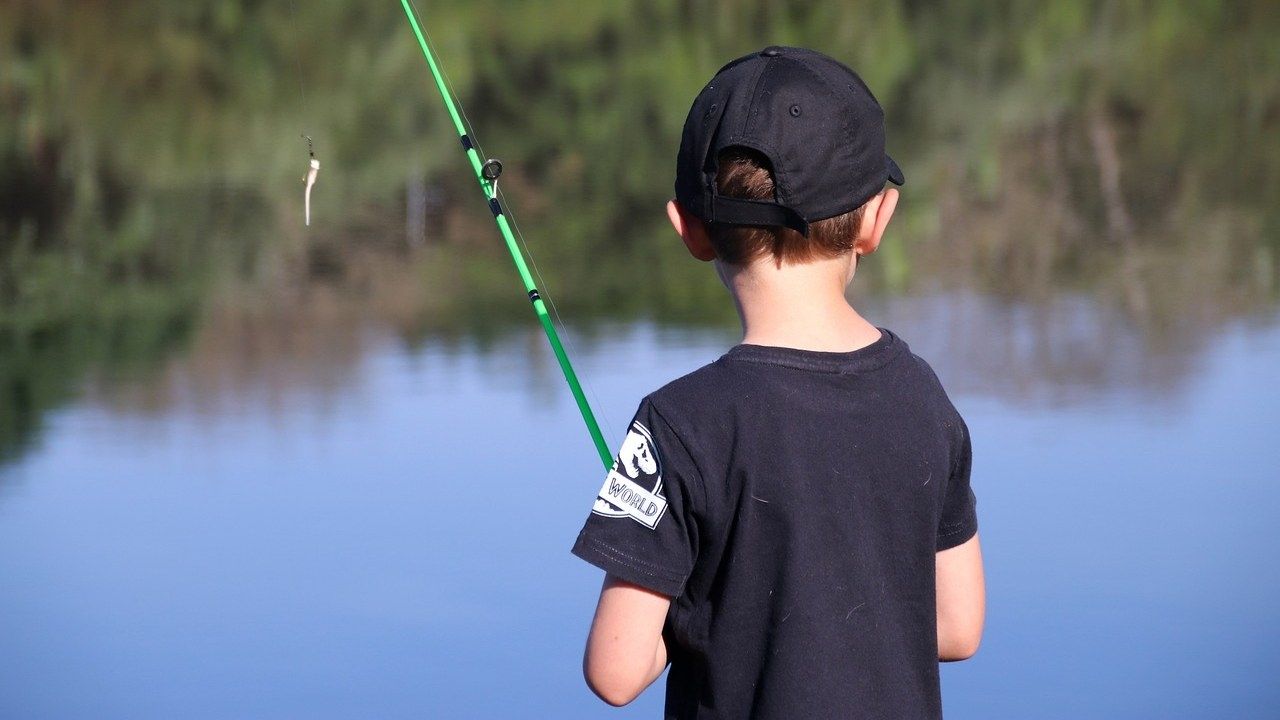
287, 0, 309, 121
408, 10, 619, 442
288, 0, 320, 225
497, 183, 621, 443
398, 0, 614, 468
411, 0, 619, 447
415, 14, 487, 160
405, 0, 618, 443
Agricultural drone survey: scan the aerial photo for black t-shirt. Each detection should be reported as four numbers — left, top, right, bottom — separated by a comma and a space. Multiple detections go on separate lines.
572, 328, 978, 719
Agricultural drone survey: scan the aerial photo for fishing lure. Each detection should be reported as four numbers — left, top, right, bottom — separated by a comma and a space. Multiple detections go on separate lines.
302, 135, 320, 226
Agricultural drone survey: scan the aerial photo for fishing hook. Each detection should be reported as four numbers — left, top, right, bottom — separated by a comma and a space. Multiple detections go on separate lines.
302, 134, 320, 226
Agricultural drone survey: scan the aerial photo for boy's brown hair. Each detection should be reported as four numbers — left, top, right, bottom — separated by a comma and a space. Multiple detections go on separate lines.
708, 147, 865, 266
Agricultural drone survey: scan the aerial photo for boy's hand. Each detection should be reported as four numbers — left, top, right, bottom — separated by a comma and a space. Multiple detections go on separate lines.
583, 574, 672, 706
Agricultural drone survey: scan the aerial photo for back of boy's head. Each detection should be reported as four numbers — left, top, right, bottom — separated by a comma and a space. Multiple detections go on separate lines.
710, 148, 864, 265
674, 47, 904, 266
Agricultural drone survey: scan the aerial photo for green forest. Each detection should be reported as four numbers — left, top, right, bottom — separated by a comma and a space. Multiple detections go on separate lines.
2, 0, 1278, 460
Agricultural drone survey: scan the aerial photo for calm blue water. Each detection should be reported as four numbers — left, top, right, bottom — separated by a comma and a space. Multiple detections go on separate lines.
2, 295, 1278, 719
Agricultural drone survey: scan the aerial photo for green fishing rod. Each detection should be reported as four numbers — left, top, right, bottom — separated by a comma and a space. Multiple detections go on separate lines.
398, 0, 612, 470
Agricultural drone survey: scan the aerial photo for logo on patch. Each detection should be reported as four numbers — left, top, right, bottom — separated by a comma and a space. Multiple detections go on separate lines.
592, 421, 668, 529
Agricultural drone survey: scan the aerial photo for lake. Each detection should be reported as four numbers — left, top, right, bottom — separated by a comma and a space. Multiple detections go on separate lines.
2, 290, 1277, 718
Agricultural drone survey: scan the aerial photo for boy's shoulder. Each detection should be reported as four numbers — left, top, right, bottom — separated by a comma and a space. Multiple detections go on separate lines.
643, 328, 957, 438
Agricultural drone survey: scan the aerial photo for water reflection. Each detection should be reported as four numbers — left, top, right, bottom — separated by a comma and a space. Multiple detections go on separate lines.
75, 288, 1275, 424
860, 292, 1225, 407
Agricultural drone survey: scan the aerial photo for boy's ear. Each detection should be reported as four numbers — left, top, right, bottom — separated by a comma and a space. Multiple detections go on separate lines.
667, 200, 717, 262
855, 188, 899, 257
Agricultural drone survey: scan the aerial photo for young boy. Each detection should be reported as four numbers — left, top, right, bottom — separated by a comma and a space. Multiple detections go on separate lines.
571, 46, 985, 719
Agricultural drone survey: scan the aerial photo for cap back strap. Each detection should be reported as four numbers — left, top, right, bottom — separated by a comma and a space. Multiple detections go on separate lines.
709, 196, 811, 237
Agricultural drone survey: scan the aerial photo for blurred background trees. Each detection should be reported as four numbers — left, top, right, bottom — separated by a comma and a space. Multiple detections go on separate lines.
1, 0, 1277, 460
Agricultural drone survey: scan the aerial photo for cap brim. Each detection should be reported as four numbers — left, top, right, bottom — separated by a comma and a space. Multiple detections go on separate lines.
886, 155, 905, 185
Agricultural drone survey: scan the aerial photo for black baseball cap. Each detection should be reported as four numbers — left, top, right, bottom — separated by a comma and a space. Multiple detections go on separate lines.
675, 46, 904, 237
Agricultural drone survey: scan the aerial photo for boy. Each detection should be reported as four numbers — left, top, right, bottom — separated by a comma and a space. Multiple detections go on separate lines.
571, 46, 984, 719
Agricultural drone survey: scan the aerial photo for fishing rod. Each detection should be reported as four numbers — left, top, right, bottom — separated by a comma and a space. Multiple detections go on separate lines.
397, 0, 613, 470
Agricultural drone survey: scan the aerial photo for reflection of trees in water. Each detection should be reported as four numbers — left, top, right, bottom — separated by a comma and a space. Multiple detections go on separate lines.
0, 184, 266, 462
78, 284, 1276, 427
2, 0, 1278, 462
908, 118, 1276, 340
864, 292, 1212, 407
0, 304, 198, 465
77, 276, 594, 422
84, 289, 371, 420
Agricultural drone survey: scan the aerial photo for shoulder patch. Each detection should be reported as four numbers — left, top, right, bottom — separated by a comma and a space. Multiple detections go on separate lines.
591, 421, 669, 529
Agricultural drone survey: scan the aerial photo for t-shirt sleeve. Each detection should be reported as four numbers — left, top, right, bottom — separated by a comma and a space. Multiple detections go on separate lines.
937, 416, 978, 551
571, 397, 701, 597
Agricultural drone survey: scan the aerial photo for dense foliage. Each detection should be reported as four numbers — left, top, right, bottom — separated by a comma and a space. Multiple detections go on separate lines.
1, 0, 1277, 460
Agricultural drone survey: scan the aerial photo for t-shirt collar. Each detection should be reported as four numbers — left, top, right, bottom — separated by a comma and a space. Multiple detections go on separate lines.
719, 328, 904, 374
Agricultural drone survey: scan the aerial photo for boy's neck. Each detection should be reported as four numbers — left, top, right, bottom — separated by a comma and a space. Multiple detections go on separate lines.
721, 254, 881, 353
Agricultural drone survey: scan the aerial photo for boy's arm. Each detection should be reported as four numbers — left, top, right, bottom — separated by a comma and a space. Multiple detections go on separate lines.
936, 532, 985, 661
583, 574, 672, 706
